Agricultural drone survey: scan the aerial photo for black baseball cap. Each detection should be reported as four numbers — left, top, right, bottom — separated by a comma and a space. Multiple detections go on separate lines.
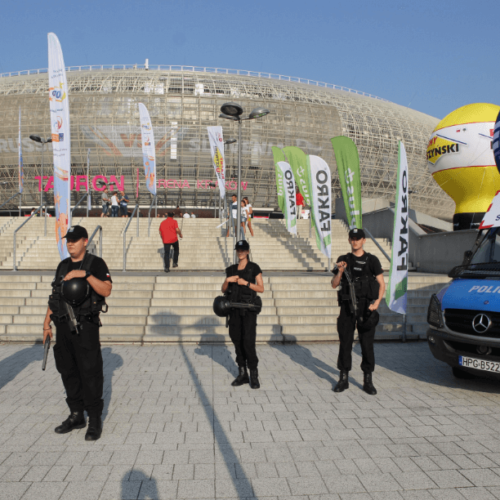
63, 225, 88, 240
235, 240, 250, 251
348, 228, 365, 240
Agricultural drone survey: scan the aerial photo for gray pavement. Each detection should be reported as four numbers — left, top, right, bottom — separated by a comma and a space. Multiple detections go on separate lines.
1, 341, 500, 500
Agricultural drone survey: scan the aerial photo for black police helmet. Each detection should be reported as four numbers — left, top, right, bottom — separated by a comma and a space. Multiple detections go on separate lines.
357, 309, 380, 330
213, 296, 231, 317
62, 278, 91, 306
235, 240, 250, 251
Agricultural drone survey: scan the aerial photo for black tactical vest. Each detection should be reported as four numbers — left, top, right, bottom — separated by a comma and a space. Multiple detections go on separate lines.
338, 253, 380, 303
225, 262, 258, 304
49, 253, 107, 325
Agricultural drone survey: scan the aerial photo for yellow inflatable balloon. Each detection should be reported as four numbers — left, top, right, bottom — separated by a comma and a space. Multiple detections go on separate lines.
427, 103, 500, 230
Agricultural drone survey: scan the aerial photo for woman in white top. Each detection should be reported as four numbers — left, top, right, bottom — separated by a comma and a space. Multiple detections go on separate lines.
240, 200, 248, 235
110, 192, 119, 217
243, 197, 254, 237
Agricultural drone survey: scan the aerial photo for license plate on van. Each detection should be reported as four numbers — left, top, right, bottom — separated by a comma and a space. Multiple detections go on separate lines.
459, 356, 500, 373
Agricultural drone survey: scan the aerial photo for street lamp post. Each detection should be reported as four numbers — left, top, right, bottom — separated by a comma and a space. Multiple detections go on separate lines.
219, 104, 269, 261
30, 135, 52, 236
30, 135, 52, 214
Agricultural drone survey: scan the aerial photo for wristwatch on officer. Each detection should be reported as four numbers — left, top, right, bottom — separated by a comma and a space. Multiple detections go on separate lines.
85, 270, 92, 280
246, 281, 251, 288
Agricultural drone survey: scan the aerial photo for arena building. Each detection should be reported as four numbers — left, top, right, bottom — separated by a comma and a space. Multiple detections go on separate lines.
0, 65, 453, 218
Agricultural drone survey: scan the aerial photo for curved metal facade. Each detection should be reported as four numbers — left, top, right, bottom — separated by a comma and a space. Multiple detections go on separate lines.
0, 66, 453, 218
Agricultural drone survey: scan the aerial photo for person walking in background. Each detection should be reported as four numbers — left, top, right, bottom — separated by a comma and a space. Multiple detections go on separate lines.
183, 212, 190, 219
118, 191, 129, 218
226, 194, 238, 238
159, 212, 183, 273
110, 191, 119, 218
240, 200, 248, 236
296, 187, 304, 220
190, 212, 197, 218
101, 187, 110, 218
243, 197, 254, 237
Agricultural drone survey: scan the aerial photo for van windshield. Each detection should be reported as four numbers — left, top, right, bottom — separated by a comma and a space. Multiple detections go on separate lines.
471, 227, 500, 264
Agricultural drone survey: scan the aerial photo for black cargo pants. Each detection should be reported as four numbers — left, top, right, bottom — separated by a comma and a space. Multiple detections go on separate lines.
228, 310, 259, 370
53, 320, 104, 417
337, 304, 376, 373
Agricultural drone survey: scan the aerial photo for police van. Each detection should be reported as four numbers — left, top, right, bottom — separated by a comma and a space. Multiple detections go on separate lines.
427, 226, 500, 379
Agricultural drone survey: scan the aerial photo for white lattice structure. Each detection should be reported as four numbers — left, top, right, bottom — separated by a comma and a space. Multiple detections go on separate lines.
0, 65, 453, 218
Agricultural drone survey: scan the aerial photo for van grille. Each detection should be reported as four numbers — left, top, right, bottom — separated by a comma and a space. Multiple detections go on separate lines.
444, 309, 500, 338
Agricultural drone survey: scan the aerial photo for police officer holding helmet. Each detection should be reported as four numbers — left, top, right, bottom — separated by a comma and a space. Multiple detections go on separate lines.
221, 240, 264, 389
43, 225, 112, 441
331, 228, 385, 395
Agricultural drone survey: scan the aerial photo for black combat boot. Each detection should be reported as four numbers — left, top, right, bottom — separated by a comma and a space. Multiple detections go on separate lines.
363, 372, 377, 395
333, 371, 349, 393
54, 411, 86, 434
85, 416, 102, 441
249, 369, 260, 389
231, 366, 249, 386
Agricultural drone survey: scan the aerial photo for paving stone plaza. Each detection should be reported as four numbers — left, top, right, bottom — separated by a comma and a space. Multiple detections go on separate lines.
1, 342, 500, 500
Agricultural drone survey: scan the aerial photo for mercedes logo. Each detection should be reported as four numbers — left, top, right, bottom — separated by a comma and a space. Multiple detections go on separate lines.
472, 313, 492, 334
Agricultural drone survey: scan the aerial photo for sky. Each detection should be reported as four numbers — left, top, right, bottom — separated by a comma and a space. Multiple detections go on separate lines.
0, 0, 498, 119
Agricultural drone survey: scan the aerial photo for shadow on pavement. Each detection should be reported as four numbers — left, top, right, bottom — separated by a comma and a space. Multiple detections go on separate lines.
372, 341, 500, 393
149, 311, 254, 499
195, 332, 236, 377
0, 344, 44, 391
101, 347, 123, 421
271, 343, 363, 390
121, 469, 158, 500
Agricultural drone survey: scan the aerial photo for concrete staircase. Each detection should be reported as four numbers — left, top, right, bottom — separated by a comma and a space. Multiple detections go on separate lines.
0, 217, 392, 272
0, 272, 450, 344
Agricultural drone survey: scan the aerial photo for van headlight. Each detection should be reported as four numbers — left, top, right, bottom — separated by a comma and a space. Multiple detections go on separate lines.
427, 294, 444, 329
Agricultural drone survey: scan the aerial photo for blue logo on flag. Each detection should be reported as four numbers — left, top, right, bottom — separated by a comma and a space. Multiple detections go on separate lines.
59, 133, 64, 142
493, 110, 500, 175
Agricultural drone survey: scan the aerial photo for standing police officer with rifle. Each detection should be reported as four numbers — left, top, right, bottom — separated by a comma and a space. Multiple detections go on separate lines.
221, 240, 264, 389
331, 228, 385, 395
43, 225, 112, 441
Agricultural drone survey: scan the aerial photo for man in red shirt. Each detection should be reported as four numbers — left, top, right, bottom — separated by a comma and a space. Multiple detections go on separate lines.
159, 212, 183, 273
296, 188, 304, 220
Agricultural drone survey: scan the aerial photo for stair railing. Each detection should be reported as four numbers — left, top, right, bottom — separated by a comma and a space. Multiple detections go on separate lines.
364, 228, 391, 262
70, 193, 89, 219
13, 204, 42, 271
87, 225, 102, 258
123, 204, 139, 271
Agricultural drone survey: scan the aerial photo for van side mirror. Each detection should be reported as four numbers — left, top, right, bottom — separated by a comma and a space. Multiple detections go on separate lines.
462, 250, 472, 265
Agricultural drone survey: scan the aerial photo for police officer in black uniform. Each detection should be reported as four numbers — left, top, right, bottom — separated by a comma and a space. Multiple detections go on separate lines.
331, 228, 385, 395
221, 240, 264, 389
43, 225, 112, 441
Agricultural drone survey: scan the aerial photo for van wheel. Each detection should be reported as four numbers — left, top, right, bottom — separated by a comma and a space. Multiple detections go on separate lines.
452, 367, 475, 379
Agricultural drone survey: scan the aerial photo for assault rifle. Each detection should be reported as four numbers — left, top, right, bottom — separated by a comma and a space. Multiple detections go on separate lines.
334, 263, 358, 317
62, 300, 81, 335
42, 337, 51, 371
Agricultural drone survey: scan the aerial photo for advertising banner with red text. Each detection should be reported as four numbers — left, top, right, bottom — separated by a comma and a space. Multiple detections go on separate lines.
48, 32, 70, 259
207, 126, 226, 199
138, 103, 157, 196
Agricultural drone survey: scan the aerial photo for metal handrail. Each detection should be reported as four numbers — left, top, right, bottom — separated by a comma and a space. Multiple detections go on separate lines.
0, 193, 19, 211
13, 204, 42, 271
0, 65, 388, 102
364, 228, 391, 262
123, 204, 139, 271
71, 193, 89, 218
147, 196, 156, 237
87, 225, 102, 258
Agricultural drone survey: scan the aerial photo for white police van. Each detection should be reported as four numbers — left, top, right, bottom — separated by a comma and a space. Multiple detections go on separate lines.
427, 226, 500, 379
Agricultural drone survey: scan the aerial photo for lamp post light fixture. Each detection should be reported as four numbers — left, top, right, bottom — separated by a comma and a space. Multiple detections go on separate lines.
30, 135, 52, 209
219, 103, 269, 256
